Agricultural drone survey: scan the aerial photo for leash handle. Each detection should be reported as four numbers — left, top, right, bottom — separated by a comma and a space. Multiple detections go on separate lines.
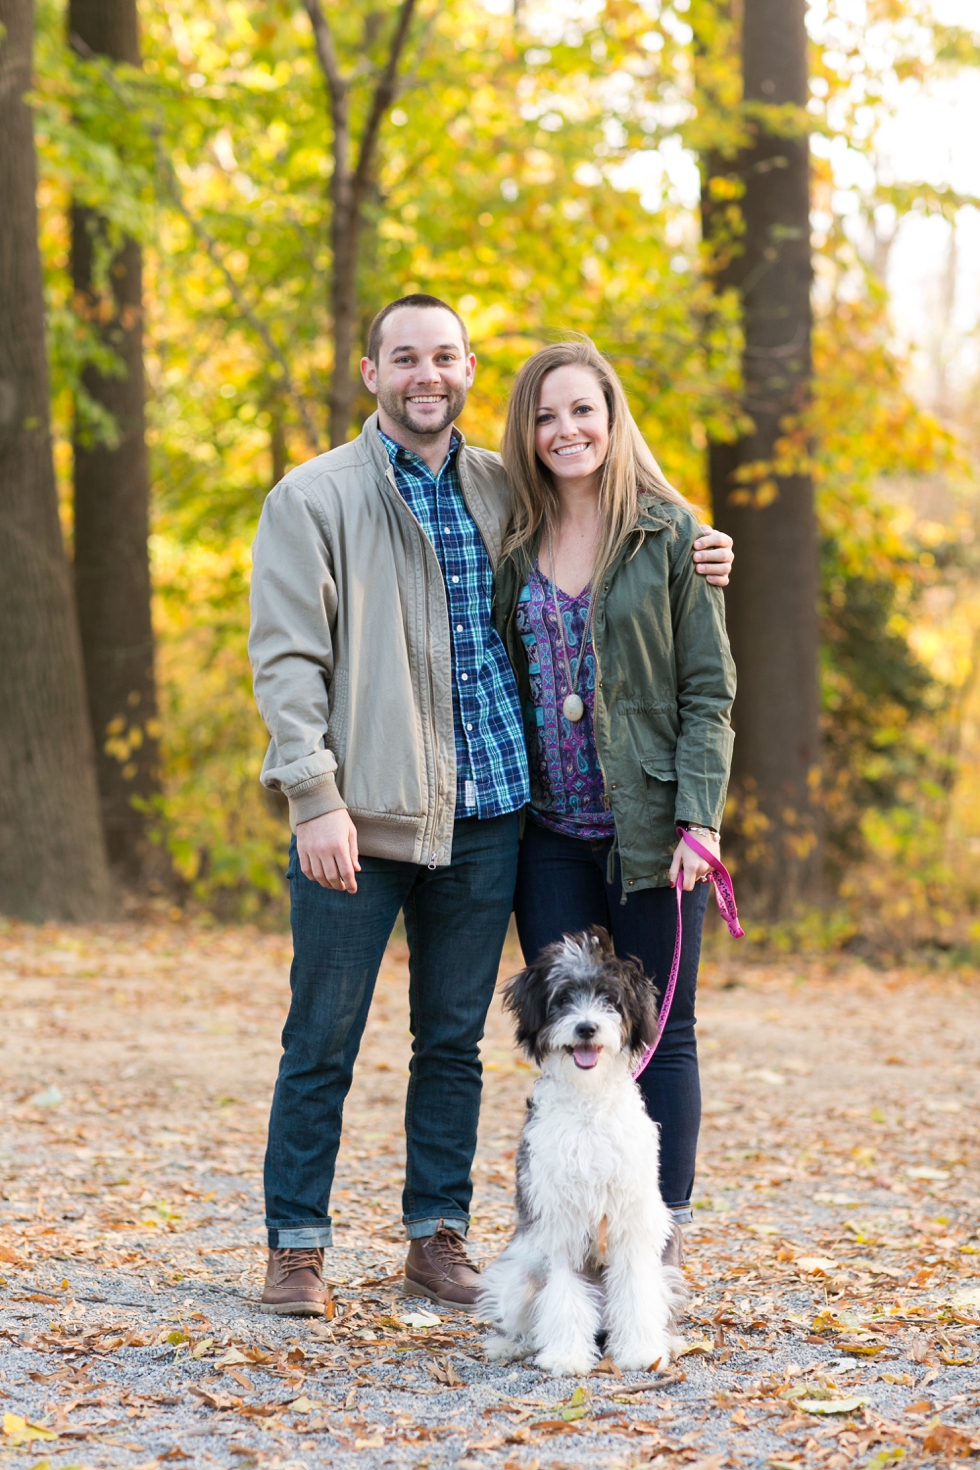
630, 826, 743, 1080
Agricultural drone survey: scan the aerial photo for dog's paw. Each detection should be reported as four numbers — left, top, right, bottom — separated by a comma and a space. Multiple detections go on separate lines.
484, 1333, 530, 1362
609, 1339, 672, 1373
534, 1349, 599, 1377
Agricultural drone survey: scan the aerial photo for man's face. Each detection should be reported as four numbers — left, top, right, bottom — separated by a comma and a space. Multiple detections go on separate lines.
361, 308, 476, 437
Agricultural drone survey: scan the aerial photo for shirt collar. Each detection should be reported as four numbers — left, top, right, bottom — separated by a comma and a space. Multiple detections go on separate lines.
378, 424, 461, 473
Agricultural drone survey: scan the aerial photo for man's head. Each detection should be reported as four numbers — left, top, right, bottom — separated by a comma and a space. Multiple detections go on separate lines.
361, 294, 475, 439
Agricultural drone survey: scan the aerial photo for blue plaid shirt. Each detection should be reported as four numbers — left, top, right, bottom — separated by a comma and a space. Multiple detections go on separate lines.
379, 428, 529, 821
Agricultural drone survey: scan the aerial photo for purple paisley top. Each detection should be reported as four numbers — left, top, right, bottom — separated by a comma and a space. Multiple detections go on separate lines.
516, 567, 615, 840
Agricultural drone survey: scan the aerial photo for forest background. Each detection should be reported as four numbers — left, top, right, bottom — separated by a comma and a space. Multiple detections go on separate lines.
14, 0, 980, 953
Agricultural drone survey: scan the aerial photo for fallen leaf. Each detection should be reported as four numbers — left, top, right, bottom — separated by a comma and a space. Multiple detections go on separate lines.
398, 1310, 441, 1329
922, 1423, 976, 1456
3, 1414, 58, 1445
214, 1347, 248, 1365
0, 1245, 25, 1265
795, 1257, 838, 1275
354, 1434, 385, 1449
795, 1395, 870, 1415
678, 1339, 714, 1356
187, 1386, 238, 1410
288, 1396, 320, 1414
425, 1357, 464, 1386
905, 1167, 949, 1182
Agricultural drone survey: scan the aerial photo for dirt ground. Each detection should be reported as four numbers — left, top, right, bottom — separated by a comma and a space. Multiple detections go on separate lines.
1, 916, 979, 1470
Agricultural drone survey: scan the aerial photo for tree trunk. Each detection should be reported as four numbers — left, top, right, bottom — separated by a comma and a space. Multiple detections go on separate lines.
704, 0, 822, 915
70, 0, 162, 881
328, 205, 361, 447
0, 0, 114, 920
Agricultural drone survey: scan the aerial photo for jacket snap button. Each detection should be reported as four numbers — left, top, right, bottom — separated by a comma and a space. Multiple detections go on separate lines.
611, 783, 617, 789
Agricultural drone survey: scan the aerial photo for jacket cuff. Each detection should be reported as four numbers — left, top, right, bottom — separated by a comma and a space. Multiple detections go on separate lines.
288, 776, 347, 830
675, 806, 722, 834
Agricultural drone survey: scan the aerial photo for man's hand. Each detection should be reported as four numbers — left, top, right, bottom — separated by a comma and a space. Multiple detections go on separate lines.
693, 526, 734, 587
297, 809, 361, 892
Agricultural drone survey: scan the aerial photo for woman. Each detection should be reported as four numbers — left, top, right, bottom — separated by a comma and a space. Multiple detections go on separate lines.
494, 338, 735, 1247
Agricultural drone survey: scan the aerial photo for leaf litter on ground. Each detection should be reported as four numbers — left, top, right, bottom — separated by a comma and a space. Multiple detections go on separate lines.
1, 918, 980, 1469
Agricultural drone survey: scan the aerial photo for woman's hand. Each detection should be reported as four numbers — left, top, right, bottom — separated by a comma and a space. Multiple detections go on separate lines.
670, 828, 721, 891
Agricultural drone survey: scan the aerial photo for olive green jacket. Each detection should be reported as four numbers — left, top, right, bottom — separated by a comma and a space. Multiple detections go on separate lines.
494, 496, 736, 891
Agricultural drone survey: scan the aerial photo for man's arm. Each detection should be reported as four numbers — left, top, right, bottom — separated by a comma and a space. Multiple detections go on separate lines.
693, 526, 733, 586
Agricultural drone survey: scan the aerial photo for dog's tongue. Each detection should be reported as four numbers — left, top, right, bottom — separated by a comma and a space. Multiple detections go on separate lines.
573, 1046, 600, 1069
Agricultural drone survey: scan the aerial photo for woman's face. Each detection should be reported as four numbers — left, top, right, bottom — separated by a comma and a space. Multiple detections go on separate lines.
534, 365, 610, 487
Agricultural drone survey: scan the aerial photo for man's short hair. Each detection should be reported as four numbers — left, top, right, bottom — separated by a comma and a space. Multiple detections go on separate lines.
366, 293, 470, 362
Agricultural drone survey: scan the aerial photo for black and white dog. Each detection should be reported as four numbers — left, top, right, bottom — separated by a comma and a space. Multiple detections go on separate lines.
480, 927, 687, 1377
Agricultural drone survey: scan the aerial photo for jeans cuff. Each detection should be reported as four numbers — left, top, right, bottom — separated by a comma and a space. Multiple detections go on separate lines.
269, 1225, 334, 1249
666, 1204, 693, 1225
404, 1216, 469, 1240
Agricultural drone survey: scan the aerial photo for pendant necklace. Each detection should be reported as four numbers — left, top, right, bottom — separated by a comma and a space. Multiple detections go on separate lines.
545, 529, 595, 724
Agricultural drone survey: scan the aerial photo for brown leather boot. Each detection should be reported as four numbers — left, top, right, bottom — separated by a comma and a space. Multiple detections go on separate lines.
259, 1247, 329, 1316
404, 1223, 481, 1309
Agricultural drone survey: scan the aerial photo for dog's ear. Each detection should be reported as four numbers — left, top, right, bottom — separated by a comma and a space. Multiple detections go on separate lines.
617, 955, 660, 1053
503, 957, 552, 1063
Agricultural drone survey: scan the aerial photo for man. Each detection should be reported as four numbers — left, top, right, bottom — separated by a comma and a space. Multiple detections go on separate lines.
248, 295, 734, 1315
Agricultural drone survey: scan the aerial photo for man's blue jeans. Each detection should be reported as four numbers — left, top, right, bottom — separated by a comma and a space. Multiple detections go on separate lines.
264, 813, 520, 1248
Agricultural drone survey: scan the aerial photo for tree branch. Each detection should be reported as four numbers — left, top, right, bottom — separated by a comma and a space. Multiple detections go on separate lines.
303, 0, 351, 191
69, 33, 321, 453
352, 0, 419, 205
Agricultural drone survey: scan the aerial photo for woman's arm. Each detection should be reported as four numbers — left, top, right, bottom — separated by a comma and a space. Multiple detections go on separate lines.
667, 515, 737, 879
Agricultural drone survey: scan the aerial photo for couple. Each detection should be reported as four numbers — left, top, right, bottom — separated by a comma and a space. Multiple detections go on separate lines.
248, 293, 736, 1315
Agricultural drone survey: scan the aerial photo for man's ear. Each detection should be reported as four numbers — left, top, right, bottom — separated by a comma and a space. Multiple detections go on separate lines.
360, 356, 379, 394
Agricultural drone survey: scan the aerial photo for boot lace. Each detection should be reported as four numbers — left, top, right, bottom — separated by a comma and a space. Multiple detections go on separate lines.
427, 1225, 476, 1272
275, 1247, 323, 1277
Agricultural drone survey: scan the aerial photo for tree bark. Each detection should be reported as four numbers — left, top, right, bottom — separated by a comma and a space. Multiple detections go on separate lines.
0, 0, 114, 920
69, 0, 163, 881
704, 0, 822, 915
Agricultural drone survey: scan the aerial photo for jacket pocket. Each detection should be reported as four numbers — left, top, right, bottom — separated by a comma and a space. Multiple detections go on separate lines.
640, 755, 677, 783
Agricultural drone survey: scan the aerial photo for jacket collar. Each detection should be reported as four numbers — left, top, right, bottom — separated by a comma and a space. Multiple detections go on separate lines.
358, 409, 467, 480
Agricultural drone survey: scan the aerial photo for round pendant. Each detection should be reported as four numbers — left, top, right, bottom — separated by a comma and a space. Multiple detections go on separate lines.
563, 692, 585, 723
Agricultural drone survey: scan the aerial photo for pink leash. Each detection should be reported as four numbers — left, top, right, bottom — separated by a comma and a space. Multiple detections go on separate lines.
631, 827, 744, 1080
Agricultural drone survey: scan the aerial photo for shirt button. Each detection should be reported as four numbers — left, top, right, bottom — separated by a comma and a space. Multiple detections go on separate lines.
444, 527, 451, 534
466, 723, 473, 731
452, 575, 460, 583
460, 672, 468, 681
456, 624, 463, 632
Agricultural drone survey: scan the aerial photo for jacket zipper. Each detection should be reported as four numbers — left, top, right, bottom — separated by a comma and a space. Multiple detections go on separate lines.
419, 532, 443, 868
384, 464, 444, 867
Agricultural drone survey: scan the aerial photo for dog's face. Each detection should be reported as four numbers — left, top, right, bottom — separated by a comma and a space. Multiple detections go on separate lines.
504, 927, 658, 1076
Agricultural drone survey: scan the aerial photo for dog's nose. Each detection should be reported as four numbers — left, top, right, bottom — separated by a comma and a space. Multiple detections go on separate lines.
574, 1021, 597, 1040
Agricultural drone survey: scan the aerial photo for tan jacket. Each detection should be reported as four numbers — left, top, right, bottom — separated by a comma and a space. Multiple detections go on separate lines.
248, 413, 512, 866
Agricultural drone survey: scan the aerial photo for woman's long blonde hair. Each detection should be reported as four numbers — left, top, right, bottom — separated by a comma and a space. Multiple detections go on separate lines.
501, 337, 689, 578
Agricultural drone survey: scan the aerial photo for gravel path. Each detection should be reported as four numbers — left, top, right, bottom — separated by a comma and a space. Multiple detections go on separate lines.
1, 918, 979, 1470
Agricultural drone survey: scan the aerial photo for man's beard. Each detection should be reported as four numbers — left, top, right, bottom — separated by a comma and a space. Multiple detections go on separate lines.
376, 380, 467, 437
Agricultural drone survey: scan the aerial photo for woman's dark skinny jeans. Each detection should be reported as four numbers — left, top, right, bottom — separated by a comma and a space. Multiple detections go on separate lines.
513, 817, 709, 1222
